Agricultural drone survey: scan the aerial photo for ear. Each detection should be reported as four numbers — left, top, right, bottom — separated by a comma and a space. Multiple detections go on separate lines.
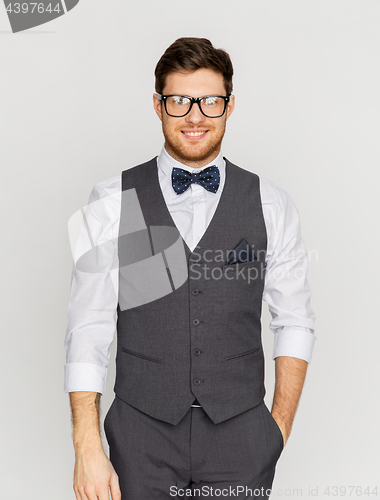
153, 93, 163, 121
226, 94, 235, 120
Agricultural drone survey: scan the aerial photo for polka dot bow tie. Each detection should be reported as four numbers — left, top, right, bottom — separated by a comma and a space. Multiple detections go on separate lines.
171, 165, 220, 195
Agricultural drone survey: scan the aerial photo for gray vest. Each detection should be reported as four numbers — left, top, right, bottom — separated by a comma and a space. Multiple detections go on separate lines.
114, 156, 268, 425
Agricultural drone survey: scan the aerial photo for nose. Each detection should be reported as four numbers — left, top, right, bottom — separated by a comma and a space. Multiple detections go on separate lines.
185, 101, 206, 125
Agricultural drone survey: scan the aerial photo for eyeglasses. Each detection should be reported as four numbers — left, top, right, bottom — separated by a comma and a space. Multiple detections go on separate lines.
156, 93, 232, 118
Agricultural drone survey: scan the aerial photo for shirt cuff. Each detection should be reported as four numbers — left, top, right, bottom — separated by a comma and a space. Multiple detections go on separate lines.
64, 363, 108, 394
272, 329, 316, 363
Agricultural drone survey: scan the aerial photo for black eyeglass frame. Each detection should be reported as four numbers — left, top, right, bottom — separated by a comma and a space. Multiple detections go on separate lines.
156, 93, 232, 118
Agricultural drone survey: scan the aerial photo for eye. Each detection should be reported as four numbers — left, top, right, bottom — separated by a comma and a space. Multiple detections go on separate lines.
203, 96, 218, 106
173, 96, 190, 106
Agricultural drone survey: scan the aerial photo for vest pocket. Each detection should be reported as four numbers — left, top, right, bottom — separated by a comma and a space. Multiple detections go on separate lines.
121, 346, 165, 364
222, 259, 261, 270
224, 346, 260, 361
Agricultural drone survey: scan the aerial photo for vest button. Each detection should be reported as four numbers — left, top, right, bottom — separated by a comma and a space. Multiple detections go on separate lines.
193, 378, 201, 386
192, 318, 200, 326
193, 349, 201, 356
192, 289, 200, 296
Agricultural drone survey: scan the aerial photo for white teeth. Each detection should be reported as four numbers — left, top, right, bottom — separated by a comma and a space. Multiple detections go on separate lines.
183, 131, 206, 136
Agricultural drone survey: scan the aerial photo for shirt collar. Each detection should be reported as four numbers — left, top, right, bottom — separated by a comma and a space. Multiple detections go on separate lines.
157, 144, 225, 180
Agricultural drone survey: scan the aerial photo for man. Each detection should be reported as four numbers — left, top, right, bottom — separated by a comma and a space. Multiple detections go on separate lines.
64, 37, 316, 500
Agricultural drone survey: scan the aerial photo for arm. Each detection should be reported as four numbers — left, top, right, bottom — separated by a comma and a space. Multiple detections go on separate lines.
70, 391, 121, 500
260, 179, 316, 447
271, 356, 308, 447
64, 178, 121, 499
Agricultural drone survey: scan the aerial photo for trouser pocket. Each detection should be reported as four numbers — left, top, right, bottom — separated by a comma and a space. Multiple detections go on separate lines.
261, 401, 284, 461
103, 397, 117, 440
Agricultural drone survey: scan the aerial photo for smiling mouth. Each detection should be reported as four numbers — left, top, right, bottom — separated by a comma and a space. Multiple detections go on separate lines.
181, 130, 209, 139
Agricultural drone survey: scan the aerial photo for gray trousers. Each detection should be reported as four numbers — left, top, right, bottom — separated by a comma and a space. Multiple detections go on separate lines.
104, 396, 283, 499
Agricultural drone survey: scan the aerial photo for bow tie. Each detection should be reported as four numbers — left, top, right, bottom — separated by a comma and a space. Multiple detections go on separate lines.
171, 165, 220, 195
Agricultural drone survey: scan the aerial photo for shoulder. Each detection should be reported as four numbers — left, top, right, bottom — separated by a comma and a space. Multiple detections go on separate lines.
88, 173, 121, 203
259, 177, 288, 212
224, 158, 291, 213
88, 157, 158, 204
258, 177, 302, 248
83, 173, 122, 228
258, 177, 301, 244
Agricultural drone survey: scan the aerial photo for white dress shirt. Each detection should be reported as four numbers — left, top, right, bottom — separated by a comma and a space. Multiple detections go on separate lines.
64, 145, 316, 394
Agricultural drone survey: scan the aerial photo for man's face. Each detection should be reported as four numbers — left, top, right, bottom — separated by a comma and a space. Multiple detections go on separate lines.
153, 68, 235, 168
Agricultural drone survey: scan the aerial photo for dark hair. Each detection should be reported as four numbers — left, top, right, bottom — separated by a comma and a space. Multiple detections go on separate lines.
155, 37, 233, 96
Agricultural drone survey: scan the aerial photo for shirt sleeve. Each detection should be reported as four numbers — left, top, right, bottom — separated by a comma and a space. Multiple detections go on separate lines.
63, 179, 120, 394
261, 179, 316, 363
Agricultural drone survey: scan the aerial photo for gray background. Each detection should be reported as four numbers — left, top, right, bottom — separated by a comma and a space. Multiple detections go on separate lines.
1, 1, 379, 498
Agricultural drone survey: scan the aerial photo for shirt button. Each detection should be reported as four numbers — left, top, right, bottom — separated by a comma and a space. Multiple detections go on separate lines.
192, 318, 200, 326
192, 289, 199, 296
193, 349, 202, 356
193, 378, 201, 386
